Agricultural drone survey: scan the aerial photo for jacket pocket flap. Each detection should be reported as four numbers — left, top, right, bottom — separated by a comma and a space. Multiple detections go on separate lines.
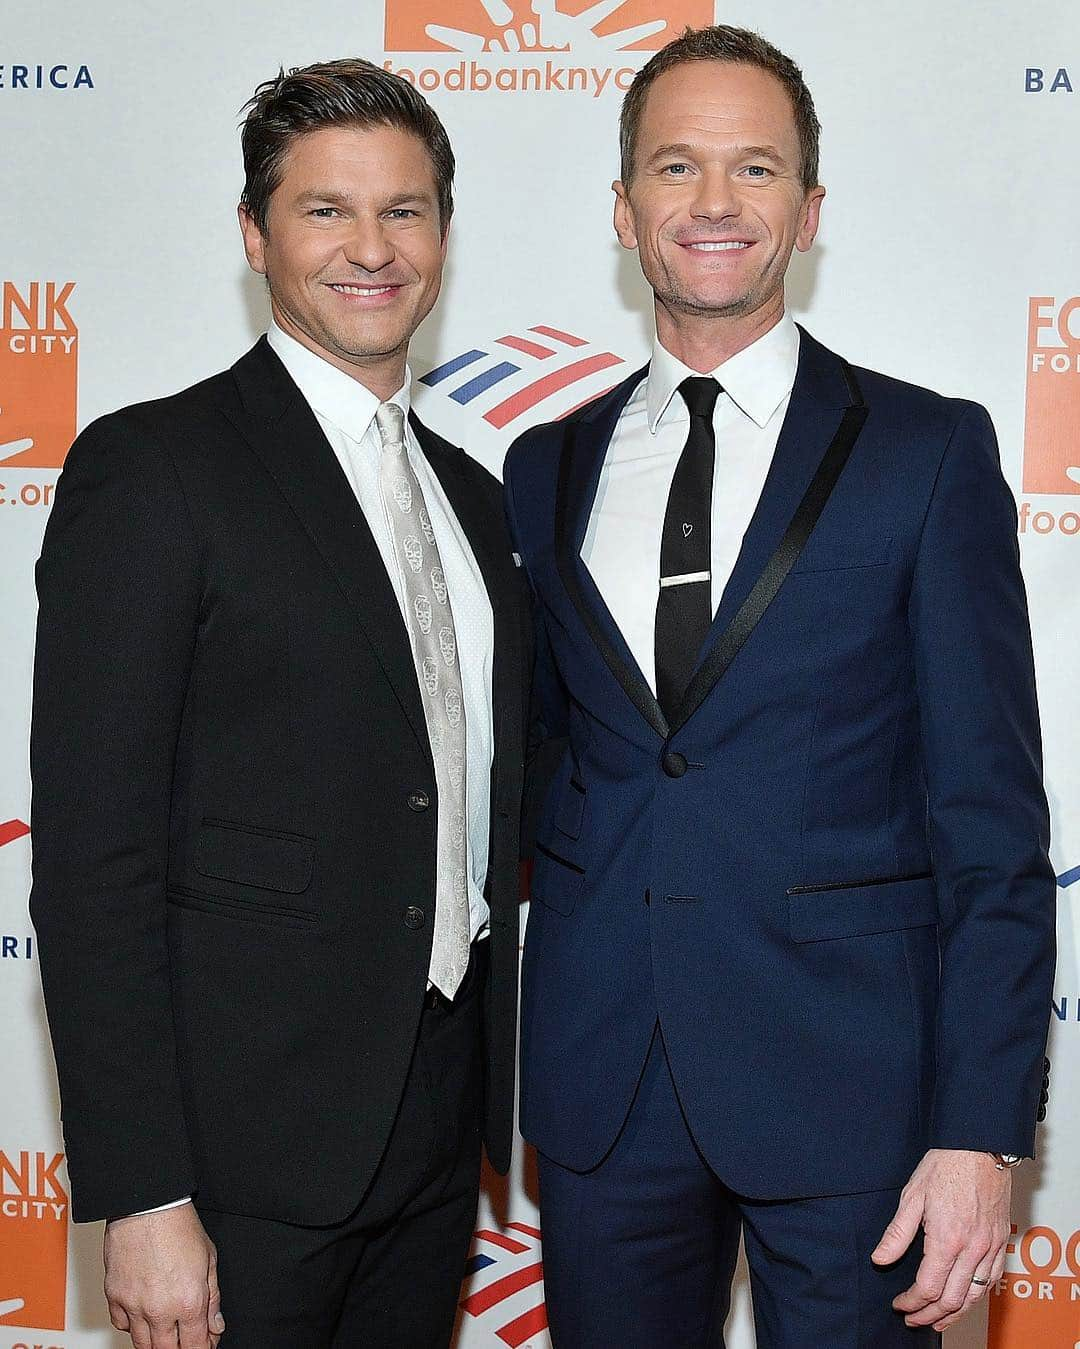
530, 844, 584, 915
792, 535, 894, 574
788, 872, 937, 942
194, 819, 315, 894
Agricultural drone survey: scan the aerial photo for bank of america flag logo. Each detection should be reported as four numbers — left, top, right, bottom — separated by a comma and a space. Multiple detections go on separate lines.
416, 323, 626, 466
459, 1221, 547, 1346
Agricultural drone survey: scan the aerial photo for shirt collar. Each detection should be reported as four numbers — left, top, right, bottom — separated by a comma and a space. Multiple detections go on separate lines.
645, 310, 800, 434
267, 318, 411, 445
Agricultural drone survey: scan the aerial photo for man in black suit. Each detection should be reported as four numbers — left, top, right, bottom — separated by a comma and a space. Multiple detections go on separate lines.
30, 59, 527, 1349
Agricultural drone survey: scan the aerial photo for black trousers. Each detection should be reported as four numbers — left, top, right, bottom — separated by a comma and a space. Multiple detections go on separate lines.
197, 944, 486, 1348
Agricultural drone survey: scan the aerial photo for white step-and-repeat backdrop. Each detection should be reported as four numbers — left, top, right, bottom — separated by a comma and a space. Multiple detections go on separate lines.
2, 2, 1077, 1346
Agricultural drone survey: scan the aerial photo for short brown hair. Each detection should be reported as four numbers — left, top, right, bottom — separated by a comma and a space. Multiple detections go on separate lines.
619, 26, 821, 191
240, 58, 455, 235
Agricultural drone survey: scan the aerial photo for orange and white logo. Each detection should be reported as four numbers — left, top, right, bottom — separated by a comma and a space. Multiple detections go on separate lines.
987, 1222, 1080, 1347
385, 0, 710, 54
1024, 296, 1080, 495
0, 1149, 69, 1332
0, 281, 78, 470
383, 0, 714, 98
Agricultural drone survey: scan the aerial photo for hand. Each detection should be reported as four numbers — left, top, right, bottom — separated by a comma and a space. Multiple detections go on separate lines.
104, 1204, 224, 1349
871, 1148, 1012, 1333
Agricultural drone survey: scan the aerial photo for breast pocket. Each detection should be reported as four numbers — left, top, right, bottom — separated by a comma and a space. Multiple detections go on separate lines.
790, 535, 895, 574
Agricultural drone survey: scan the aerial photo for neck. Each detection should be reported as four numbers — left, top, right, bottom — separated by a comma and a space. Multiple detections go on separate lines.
271, 303, 408, 403
654, 290, 786, 373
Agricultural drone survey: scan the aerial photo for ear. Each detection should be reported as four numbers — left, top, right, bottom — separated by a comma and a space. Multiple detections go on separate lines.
439, 212, 452, 259
238, 203, 268, 276
612, 179, 638, 251
795, 185, 826, 254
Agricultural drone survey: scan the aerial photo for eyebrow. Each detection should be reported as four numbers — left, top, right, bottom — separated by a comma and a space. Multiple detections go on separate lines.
292, 188, 437, 208
647, 142, 788, 164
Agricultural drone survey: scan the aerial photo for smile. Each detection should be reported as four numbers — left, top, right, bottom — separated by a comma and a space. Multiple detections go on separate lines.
683, 241, 753, 252
327, 283, 399, 295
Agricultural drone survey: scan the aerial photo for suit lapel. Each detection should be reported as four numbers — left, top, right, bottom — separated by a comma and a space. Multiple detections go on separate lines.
670, 329, 868, 734
554, 364, 670, 741
226, 337, 431, 760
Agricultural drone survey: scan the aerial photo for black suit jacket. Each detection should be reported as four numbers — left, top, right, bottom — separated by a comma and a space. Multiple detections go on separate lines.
30, 337, 529, 1225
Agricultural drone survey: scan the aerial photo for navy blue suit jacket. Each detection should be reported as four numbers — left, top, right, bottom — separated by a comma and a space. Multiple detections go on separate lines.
503, 327, 1055, 1200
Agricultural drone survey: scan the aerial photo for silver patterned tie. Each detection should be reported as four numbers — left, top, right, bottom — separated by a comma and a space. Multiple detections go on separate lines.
375, 402, 471, 998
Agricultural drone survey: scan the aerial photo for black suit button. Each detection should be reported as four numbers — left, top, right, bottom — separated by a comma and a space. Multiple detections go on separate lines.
407, 791, 430, 812
404, 905, 426, 929
661, 750, 688, 778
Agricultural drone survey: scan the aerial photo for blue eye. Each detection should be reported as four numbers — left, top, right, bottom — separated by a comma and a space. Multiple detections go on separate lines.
745, 165, 770, 177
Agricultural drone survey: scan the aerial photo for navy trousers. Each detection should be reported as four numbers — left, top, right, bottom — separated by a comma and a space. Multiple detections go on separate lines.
537, 1028, 940, 1348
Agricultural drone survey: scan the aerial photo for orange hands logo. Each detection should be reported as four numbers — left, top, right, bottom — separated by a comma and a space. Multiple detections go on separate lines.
385, 0, 711, 54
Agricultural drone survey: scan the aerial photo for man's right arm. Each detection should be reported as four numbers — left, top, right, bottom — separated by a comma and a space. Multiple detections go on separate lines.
30, 411, 200, 1217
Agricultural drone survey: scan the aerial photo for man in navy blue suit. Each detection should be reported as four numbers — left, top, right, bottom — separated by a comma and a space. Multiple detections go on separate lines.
503, 24, 1055, 1347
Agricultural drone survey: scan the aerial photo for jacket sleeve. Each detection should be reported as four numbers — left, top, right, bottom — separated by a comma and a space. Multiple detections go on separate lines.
30, 412, 202, 1221
503, 442, 570, 859
908, 401, 1056, 1157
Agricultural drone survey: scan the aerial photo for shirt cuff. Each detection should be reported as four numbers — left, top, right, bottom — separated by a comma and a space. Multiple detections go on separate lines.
129, 1196, 193, 1217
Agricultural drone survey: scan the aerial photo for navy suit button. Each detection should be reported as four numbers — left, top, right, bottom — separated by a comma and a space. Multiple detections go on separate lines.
407, 791, 430, 812
404, 905, 426, 929
661, 749, 688, 778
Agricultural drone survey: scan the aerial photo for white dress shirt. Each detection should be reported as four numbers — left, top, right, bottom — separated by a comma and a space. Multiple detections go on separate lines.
582, 312, 801, 693
131, 325, 495, 1218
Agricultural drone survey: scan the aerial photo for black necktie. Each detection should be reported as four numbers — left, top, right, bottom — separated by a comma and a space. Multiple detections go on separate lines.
654, 376, 721, 721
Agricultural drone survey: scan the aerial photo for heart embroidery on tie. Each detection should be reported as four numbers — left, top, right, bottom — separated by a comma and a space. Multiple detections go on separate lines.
682, 522, 693, 537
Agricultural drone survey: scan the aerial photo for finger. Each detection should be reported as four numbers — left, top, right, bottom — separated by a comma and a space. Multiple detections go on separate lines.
990, 1246, 1007, 1285
206, 1251, 225, 1339
893, 1240, 955, 1313
871, 1191, 923, 1265
178, 1311, 211, 1349
108, 1300, 132, 1331
148, 1317, 181, 1349
128, 1317, 155, 1349
917, 1255, 985, 1330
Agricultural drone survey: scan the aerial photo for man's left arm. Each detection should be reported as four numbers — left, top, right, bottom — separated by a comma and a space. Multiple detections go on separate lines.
871, 401, 1056, 1330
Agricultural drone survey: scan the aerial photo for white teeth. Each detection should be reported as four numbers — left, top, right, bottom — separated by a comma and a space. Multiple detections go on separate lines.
688, 241, 751, 251
330, 284, 394, 295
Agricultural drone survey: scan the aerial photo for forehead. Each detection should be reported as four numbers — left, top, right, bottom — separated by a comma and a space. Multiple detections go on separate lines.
637, 60, 799, 152
276, 122, 438, 194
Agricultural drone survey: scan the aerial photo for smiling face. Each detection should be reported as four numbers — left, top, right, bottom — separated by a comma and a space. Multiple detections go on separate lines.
239, 122, 447, 393
613, 60, 824, 354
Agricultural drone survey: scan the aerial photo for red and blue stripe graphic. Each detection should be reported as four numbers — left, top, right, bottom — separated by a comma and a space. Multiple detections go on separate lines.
459, 1222, 547, 1346
421, 325, 623, 429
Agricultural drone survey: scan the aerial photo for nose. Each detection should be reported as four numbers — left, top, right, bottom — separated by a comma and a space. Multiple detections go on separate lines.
342, 215, 396, 273
690, 168, 741, 225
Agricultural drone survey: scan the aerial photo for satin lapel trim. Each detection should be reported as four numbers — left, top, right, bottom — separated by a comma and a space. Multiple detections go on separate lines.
554, 366, 669, 741
669, 353, 868, 736
225, 343, 431, 761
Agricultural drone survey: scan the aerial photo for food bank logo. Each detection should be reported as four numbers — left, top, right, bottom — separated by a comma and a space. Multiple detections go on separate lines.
0, 281, 78, 469
383, 0, 714, 97
988, 1221, 1080, 1346
0, 1150, 69, 1332
1023, 296, 1080, 496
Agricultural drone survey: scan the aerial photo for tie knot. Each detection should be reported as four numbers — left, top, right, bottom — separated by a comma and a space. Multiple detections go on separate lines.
375, 401, 406, 451
679, 376, 721, 422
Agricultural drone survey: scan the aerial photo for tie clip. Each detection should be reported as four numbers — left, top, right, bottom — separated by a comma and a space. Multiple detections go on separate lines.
659, 570, 711, 588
